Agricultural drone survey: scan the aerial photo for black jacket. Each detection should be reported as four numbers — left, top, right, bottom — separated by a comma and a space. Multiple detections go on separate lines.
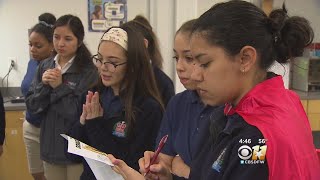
26, 57, 99, 164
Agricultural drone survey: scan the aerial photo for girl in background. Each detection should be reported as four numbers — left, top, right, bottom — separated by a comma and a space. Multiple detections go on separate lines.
21, 12, 56, 180
26, 15, 98, 180
128, 15, 175, 106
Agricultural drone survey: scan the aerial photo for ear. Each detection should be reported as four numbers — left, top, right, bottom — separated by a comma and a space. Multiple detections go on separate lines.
144, 38, 149, 48
238, 46, 257, 73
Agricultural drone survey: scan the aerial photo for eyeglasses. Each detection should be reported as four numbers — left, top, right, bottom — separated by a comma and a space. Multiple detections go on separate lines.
92, 54, 127, 72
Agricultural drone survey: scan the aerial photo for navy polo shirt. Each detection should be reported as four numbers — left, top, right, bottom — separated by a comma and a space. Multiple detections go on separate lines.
156, 90, 216, 166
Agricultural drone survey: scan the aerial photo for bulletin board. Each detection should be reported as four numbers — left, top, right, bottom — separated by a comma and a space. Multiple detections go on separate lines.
88, 0, 127, 32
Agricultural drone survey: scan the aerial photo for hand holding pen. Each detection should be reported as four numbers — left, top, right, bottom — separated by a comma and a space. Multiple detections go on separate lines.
142, 135, 169, 177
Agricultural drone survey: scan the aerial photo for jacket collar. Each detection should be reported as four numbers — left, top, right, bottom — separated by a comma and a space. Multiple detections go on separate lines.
224, 72, 280, 115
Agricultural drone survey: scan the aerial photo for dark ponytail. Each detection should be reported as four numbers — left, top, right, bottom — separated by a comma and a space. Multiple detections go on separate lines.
31, 13, 56, 43
129, 15, 164, 69
268, 4, 314, 64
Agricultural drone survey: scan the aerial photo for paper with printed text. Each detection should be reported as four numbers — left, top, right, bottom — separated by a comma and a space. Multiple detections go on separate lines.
61, 134, 124, 180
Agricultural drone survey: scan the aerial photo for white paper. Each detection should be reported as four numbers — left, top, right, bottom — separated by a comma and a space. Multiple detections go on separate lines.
85, 157, 124, 180
61, 134, 124, 180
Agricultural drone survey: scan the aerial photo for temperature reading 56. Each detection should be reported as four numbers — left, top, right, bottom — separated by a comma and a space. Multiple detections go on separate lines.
259, 139, 267, 144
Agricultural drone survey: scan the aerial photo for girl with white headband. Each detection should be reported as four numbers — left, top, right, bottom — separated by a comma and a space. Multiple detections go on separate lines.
68, 25, 164, 180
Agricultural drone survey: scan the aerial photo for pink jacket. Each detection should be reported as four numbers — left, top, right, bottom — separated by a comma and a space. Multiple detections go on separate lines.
225, 76, 320, 180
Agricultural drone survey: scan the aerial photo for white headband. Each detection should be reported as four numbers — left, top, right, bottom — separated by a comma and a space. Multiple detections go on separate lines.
101, 27, 128, 51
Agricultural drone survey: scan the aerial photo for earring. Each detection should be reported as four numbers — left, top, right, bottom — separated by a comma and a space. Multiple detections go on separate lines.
242, 68, 245, 73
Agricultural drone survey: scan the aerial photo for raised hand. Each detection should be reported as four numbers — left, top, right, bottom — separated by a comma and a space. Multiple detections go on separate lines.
84, 91, 103, 120
80, 91, 93, 124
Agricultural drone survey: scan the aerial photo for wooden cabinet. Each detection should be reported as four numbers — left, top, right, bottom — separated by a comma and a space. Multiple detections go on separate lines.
301, 100, 320, 131
307, 100, 320, 114
301, 100, 308, 113
0, 111, 33, 180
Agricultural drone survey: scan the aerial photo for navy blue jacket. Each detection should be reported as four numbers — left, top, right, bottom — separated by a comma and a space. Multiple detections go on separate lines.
189, 111, 268, 180
21, 59, 42, 127
68, 87, 163, 180
0, 91, 5, 145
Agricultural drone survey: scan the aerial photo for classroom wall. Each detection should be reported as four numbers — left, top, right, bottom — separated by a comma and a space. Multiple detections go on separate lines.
0, 0, 319, 93
0, 0, 156, 87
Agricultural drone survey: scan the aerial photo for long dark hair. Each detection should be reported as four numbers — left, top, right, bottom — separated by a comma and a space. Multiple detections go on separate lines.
54, 15, 93, 71
192, 1, 313, 70
97, 25, 164, 133
126, 15, 164, 69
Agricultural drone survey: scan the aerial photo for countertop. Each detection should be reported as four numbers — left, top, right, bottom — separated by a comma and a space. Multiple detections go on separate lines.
3, 97, 26, 111
293, 90, 320, 100
2, 90, 319, 111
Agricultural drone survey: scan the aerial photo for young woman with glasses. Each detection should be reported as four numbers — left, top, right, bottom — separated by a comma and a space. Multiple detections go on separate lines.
68, 24, 164, 180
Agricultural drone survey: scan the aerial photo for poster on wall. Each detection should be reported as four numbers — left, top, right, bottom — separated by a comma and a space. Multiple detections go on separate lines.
88, 0, 127, 32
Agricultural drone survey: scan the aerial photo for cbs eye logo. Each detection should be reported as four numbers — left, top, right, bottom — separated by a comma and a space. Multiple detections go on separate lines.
238, 145, 267, 160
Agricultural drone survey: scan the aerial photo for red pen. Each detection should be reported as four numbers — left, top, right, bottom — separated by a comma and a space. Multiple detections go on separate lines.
144, 134, 169, 176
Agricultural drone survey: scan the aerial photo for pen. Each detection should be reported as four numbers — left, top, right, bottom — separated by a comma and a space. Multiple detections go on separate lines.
144, 134, 169, 176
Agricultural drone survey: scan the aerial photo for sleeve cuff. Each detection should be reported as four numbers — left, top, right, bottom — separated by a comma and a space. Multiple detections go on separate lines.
85, 116, 104, 131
